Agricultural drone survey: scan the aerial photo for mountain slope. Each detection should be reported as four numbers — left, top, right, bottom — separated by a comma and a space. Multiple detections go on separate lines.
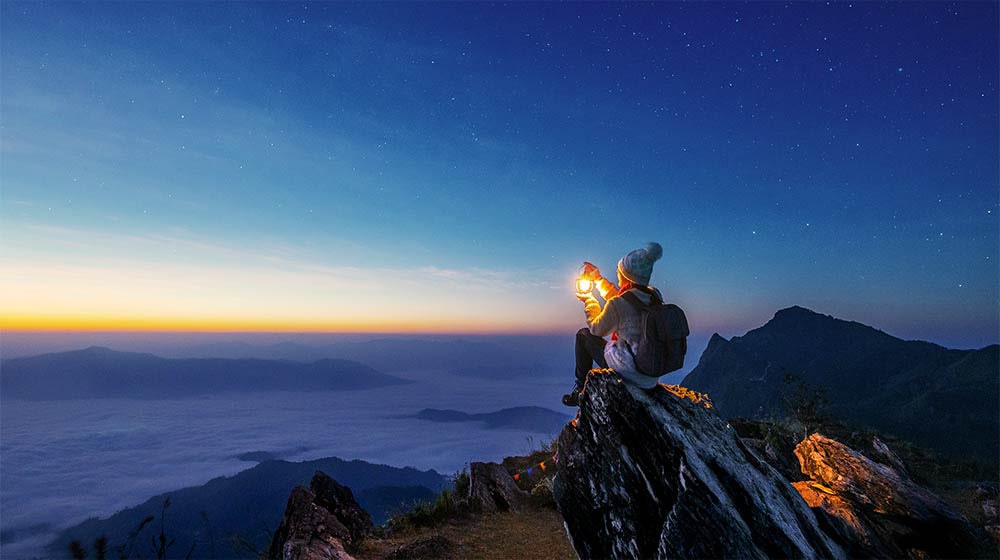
682, 306, 999, 463
1, 347, 409, 400
48, 457, 446, 558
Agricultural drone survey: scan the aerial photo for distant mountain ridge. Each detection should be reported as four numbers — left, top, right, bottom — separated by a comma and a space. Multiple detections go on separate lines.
682, 306, 999, 463
0, 346, 408, 400
169, 338, 535, 372
412, 406, 571, 434
48, 456, 447, 558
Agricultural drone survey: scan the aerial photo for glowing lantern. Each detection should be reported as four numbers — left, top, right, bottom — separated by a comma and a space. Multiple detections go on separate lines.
577, 278, 593, 293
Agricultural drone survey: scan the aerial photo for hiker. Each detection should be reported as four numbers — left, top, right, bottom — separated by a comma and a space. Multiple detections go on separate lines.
563, 242, 688, 406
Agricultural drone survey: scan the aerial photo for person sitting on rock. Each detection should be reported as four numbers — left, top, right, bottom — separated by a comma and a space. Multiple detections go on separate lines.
563, 242, 664, 407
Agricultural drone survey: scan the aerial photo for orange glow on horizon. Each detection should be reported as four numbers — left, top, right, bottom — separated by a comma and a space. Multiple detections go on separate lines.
0, 313, 571, 335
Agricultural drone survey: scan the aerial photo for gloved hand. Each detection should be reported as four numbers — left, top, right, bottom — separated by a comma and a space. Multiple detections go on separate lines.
582, 261, 601, 281
576, 291, 595, 303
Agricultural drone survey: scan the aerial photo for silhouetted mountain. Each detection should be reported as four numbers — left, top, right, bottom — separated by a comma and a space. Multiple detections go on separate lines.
1, 347, 408, 400
233, 447, 313, 463
412, 406, 571, 433
48, 457, 446, 558
169, 338, 561, 373
682, 306, 999, 463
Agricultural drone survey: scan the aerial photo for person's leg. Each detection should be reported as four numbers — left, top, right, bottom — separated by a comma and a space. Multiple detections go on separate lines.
565, 328, 607, 407
574, 327, 607, 384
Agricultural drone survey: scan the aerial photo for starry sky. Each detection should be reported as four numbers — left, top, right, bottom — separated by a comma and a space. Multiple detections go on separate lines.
1, 2, 997, 347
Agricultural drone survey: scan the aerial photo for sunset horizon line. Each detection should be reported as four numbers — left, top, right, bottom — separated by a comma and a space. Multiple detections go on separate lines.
0, 317, 573, 337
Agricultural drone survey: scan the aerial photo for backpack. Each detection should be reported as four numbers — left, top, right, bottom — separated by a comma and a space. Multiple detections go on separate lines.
620, 289, 690, 376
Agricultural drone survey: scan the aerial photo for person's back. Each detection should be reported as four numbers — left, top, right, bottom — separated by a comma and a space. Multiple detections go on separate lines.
587, 285, 660, 345
565, 242, 666, 406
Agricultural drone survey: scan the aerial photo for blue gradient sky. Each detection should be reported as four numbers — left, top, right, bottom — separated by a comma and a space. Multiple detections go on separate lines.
1, 2, 997, 346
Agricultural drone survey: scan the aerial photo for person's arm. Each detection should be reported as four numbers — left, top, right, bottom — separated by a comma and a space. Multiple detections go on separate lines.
582, 262, 620, 300
595, 276, 620, 300
584, 296, 621, 338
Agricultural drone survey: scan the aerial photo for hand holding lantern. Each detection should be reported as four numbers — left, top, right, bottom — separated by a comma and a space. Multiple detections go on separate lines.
581, 261, 601, 281
576, 261, 598, 298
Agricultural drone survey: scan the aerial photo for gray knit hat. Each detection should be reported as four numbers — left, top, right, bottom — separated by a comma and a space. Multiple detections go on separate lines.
617, 242, 663, 285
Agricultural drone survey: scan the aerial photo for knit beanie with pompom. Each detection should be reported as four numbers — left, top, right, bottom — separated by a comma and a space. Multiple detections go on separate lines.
616, 242, 663, 286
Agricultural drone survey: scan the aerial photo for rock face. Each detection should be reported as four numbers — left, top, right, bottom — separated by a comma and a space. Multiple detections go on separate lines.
466, 461, 529, 513
553, 371, 844, 560
268, 471, 373, 560
793, 433, 983, 558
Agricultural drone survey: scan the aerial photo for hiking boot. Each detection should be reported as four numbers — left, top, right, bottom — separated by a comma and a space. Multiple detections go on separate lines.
562, 382, 584, 407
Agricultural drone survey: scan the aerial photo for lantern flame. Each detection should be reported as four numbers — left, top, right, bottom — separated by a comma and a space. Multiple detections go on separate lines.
577, 278, 593, 293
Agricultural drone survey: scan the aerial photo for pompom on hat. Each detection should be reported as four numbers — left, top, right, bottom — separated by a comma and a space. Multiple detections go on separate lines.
616, 242, 663, 286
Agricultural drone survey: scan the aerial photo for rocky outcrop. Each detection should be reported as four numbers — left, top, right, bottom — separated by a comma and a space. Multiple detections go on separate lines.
553, 370, 844, 559
973, 484, 999, 541
268, 471, 373, 560
793, 433, 984, 558
466, 461, 529, 513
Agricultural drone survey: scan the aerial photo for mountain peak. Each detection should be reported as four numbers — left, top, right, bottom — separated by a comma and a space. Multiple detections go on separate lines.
772, 305, 824, 320
761, 305, 860, 334
708, 332, 728, 344
80, 345, 116, 353
682, 306, 998, 463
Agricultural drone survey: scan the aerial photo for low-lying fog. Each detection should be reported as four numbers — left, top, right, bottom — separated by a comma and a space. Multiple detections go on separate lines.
0, 334, 701, 558
1, 369, 562, 556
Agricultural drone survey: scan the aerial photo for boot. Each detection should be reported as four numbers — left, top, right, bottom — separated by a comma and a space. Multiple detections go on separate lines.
561, 381, 584, 407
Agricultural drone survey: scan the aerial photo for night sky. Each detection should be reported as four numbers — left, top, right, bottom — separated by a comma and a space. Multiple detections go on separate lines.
1, 2, 997, 347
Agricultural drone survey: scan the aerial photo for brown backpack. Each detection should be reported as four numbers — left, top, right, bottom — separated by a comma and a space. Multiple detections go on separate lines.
621, 289, 690, 376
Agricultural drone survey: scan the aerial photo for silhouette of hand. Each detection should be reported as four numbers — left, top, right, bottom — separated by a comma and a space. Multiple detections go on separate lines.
582, 261, 601, 281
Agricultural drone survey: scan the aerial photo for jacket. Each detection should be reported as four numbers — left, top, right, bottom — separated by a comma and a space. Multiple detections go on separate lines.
581, 282, 663, 389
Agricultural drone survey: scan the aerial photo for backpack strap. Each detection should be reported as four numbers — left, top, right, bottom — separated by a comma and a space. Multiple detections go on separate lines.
621, 288, 662, 311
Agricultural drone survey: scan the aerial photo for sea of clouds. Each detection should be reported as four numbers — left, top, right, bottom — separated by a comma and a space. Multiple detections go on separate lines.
0, 368, 570, 558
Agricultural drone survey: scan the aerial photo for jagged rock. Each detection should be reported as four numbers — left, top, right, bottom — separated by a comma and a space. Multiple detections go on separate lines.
870, 435, 908, 475
553, 371, 844, 560
268, 487, 353, 560
794, 433, 983, 558
466, 461, 528, 513
309, 472, 373, 545
268, 471, 373, 560
740, 436, 803, 482
974, 484, 999, 536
